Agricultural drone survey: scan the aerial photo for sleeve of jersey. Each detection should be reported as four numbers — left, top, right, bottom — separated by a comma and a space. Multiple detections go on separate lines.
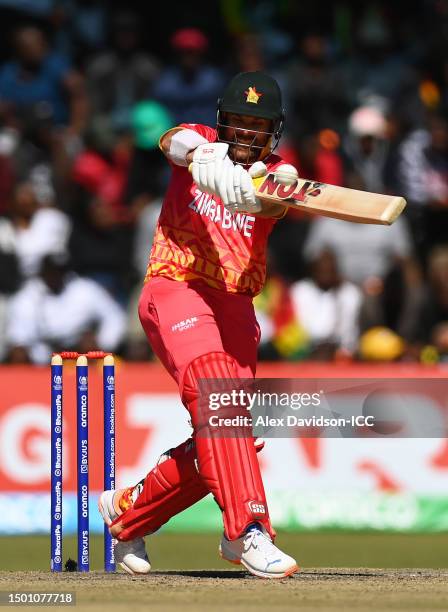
178, 123, 216, 142
162, 123, 216, 169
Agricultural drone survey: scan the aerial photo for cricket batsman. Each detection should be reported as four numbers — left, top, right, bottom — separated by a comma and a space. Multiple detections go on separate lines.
99, 71, 299, 579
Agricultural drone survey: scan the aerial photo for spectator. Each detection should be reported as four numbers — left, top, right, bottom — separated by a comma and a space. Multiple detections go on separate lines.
0, 1, 53, 15
279, 129, 344, 188
304, 215, 415, 287
254, 253, 309, 361
344, 6, 417, 106
86, 10, 159, 131
124, 100, 171, 227
6, 253, 126, 364
0, 215, 21, 361
0, 25, 87, 132
414, 246, 448, 361
304, 212, 424, 342
392, 122, 429, 257
0, 1, 444, 367
290, 249, 362, 359
271, 129, 344, 282
7, 181, 71, 278
68, 116, 134, 302
123, 101, 170, 360
284, 33, 351, 140
0, 143, 15, 215
419, 115, 448, 252
397, 114, 448, 260
344, 105, 389, 193
9, 101, 75, 208
232, 33, 265, 74
153, 28, 226, 125
381, 108, 413, 197
51, 0, 108, 63
359, 260, 425, 346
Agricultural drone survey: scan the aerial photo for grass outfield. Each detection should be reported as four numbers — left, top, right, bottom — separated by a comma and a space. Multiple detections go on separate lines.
1, 532, 448, 571
1, 534, 448, 611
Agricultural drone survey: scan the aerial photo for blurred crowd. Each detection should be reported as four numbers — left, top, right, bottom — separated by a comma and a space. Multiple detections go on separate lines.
1, 0, 448, 364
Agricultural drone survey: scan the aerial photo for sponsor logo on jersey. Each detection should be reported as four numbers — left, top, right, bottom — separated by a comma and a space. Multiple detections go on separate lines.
171, 317, 199, 332
188, 190, 255, 237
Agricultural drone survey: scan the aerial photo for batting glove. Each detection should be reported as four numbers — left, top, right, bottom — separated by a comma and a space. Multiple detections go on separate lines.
191, 143, 232, 195
217, 163, 262, 214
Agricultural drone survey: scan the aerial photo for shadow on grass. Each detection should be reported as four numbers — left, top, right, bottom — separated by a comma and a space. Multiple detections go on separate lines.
150, 570, 245, 579
149, 570, 387, 579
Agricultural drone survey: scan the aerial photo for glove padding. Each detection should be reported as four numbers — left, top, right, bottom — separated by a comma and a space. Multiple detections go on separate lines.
191, 143, 262, 214
217, 162, 262, 214
191, 143, 232, 195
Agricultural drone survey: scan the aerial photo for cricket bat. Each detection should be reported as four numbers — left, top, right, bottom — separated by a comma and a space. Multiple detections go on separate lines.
251, 173, 406, 225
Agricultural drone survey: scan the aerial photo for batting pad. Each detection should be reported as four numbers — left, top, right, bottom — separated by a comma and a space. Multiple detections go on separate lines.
183, 352, 274, 541
112, 438, 208, 541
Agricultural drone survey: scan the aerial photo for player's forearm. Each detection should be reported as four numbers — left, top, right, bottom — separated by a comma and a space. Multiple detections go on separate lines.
160, 133, 286, 218
159, 128, 208, 166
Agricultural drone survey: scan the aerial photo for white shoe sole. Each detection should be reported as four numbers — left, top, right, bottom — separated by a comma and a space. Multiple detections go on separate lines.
219, 545, 299, 579
117, 560, 150, 576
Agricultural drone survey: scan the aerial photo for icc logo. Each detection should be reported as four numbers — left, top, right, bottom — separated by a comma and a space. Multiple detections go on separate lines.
79, 376, 87, 385
107, 375, 114, 385
53, 375, 62, 384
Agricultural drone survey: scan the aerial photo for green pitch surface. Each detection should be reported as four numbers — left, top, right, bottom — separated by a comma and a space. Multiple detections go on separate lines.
1, 532, 448, 571
1, 534, 448, 611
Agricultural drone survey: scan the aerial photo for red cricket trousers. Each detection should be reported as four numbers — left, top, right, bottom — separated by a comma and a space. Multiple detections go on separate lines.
129, 275, 274, 540
138, 276, 260, 388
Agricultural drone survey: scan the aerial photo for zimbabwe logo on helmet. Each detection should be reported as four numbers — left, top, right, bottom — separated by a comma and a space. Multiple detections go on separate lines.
245, 86, 263, 104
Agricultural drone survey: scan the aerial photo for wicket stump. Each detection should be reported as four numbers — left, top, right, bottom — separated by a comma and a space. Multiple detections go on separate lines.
50, 351, 116, 572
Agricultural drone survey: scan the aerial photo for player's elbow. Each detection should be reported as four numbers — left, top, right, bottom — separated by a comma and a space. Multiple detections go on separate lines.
159, 127, 183, 157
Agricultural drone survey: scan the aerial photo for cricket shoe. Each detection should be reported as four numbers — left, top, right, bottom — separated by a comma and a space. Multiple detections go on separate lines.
98, 490, 151, 575
219, 524, 298, 579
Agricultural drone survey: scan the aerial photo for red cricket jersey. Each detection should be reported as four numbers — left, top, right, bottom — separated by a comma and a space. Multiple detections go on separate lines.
145, 124, 286, 296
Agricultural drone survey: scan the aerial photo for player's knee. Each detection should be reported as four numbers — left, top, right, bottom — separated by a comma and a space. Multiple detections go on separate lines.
156, 438, 196, 467
181, 352, 240, 429
181, 351, 238, 405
